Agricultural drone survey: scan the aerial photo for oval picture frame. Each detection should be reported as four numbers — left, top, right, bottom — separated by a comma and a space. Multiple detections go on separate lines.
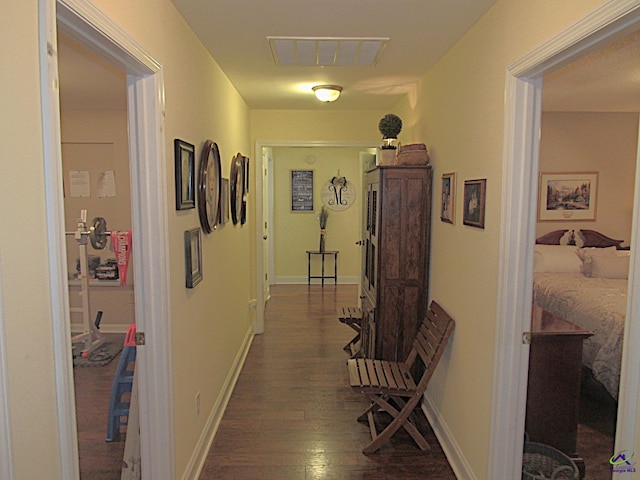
230, 153, 244, 225
197, 140, 222, 233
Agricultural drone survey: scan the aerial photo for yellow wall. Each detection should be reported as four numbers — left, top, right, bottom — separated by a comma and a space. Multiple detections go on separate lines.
0, 1, 64, 477
1, 0, 253, 477
537, 112, 638, 243
272, 146, 365, 283
394, 0, 608, 476
0, 0, 623, 479
251, 110, 387, 145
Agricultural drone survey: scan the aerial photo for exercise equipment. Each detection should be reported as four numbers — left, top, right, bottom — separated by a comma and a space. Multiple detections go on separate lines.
67, 209, 112, 357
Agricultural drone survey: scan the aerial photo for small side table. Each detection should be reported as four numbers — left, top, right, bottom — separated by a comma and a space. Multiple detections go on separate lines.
306, 250, 338, 286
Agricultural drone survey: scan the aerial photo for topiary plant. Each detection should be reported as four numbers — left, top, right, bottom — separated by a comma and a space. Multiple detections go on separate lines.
378, 113, 403, 139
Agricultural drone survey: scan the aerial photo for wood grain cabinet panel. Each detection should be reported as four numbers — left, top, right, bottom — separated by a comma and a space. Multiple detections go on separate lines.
361, 165, 432, 362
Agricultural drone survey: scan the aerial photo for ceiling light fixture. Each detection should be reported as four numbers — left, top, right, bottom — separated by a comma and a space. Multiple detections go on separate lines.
313, 85, 342, 103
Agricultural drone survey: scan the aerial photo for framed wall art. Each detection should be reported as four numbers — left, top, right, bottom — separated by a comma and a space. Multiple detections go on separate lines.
174, 139, 195, 210
220, 178, 230, 225
463, 178, 486, 229
243, 155, 250, 195
538, 172, 598, 221
197, 140, 222, 233
441, 172, 456, 224
291, 169, 314, 212
184, 228, 202, 288
230, 154, 244, 225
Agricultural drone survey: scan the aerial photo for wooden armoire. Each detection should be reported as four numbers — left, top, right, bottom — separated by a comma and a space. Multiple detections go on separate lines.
360, 164, 433, 361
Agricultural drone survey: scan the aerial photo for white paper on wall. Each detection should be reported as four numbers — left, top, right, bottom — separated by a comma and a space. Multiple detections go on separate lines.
97, 170, 117, 198
69, 170, 90, 197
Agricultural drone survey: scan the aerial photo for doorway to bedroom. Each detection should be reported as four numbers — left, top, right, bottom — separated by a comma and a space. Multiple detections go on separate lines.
491, 5, 640, 479
527, 28, 640, 480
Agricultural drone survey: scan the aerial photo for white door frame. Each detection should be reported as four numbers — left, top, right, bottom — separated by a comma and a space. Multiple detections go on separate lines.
40, 1, 174, 478
253, 141, 377, 333
0, 257, 14, 478
490, 2, 640, 478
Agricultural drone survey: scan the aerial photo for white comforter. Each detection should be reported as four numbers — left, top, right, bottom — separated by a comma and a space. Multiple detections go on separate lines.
533, 272, 627, 399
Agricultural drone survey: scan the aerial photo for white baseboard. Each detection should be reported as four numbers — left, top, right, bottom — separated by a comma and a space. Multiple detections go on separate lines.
274, 276, 359, 285
181, 325, 255, 480
422, 393, 476, 480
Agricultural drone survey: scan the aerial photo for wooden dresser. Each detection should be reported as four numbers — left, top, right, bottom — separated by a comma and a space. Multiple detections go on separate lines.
525, 305, 592, 478
360, 164, 432, 362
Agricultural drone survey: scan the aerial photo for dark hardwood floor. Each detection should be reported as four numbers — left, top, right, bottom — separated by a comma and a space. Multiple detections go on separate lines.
74, 334, 127, 479
199, 284, 457, 480
73, 284, 616, 479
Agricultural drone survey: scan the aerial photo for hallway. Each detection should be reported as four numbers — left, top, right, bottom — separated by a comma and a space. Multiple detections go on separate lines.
199, 284, 456, 479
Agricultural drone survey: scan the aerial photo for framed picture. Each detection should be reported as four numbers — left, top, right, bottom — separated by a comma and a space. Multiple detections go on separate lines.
538, 172, 598, 221
197, 140, 222, 234
184, 228, 202, 288
174, 139, 195, 210
463, 179, 486, 229
230, 154, 245, 225
291, 169, 314, 212
441, 172, 456, 224
243, 155, 250, 195
220, 178, 230, 225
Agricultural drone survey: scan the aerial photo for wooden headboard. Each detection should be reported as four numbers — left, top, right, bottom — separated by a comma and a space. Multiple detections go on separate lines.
535, 229, 571, 245
536, 229, 625, 249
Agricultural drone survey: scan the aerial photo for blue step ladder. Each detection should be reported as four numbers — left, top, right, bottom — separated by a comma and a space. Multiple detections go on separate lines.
106, 324, 137, 442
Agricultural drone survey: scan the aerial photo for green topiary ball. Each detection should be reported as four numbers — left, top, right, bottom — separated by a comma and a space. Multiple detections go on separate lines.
378, 113, 403, 139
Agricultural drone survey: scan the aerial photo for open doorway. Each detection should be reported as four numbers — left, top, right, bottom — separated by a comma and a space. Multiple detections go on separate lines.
525, 30, 640, 478
254, 142, 376, 333
58, 31, 136, 478
490, 4, 640, 479
40, 1, 174, 477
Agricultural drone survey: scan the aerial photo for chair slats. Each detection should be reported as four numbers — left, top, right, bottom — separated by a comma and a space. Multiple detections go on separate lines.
338, 306, 363, 358
347, 300, 455, 454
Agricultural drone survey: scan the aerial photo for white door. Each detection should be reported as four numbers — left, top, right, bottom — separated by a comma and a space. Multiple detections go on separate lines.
262, 147, 272, 304
357, 152, 376, 305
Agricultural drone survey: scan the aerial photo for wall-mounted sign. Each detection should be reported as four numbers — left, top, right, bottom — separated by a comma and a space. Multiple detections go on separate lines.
291, 169, 314, 212
321, 176, 355, 211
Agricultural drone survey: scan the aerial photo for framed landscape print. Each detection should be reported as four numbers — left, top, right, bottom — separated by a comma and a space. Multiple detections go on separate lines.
538, 172, 598, 221
463, 179, 486, 229
441, 172, 456, 224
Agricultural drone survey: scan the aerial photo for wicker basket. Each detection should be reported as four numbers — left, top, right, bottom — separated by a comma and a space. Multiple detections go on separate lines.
522, 442, 579, 480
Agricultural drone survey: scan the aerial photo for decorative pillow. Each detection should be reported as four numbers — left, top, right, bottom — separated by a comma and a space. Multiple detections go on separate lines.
576, 246, 618, 275
534, 245, 582, 273
587, 255, 630, 279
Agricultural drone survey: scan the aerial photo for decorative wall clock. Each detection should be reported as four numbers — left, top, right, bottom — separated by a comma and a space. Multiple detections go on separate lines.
321, 175, 355, 211
197, 140, 222, 233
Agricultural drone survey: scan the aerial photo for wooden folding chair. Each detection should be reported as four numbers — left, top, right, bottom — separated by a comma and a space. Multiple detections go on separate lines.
337, 306, 362, 358
348, 301, 455, 454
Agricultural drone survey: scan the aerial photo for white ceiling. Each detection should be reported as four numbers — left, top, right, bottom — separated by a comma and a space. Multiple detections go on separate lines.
543, 28, 640, 112
169, 0, 498, 110
57, 3, 640, 113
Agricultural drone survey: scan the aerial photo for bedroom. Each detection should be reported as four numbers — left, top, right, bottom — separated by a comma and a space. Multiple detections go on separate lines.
529, 29, 640, 479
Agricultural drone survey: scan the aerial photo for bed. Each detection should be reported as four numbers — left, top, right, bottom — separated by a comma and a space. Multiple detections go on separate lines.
533, 229, 630, 400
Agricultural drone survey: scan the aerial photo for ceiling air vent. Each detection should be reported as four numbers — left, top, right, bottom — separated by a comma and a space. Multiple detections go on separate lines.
268, 36, 388, 67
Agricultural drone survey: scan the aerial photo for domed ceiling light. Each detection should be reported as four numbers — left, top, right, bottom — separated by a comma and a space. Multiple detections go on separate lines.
313, 85, 342, 103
